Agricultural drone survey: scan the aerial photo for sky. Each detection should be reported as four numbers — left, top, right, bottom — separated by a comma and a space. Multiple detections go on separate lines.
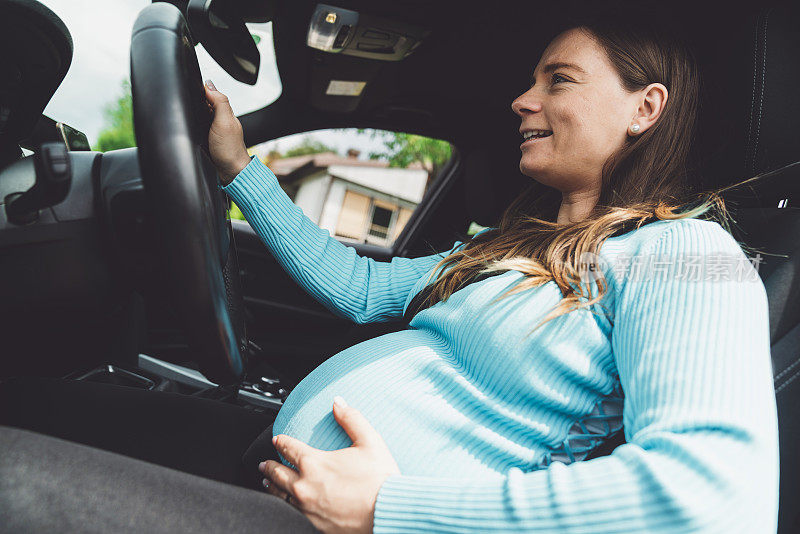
38, 0, 390, 157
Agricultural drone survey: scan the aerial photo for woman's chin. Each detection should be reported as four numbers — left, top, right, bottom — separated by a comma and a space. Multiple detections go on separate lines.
519, 167, 566, 192
519, 160, 551, 181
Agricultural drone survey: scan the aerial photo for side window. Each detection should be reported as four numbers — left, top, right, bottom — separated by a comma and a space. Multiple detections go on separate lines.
235, 128, 454, 248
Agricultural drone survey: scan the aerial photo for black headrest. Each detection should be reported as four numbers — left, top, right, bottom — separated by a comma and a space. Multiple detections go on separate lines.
696, 3, 800, 194
465, 3, 800, 226
0, 0, 72, 148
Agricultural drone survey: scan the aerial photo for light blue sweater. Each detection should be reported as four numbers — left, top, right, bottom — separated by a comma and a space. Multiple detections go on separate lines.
221, 156, 779, 533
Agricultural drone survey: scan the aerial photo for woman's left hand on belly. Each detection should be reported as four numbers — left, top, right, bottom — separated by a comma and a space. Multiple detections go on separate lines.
260, 396, 400, 534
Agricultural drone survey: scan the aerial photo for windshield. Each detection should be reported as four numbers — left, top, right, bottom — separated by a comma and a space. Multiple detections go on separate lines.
39, 0, 282, 147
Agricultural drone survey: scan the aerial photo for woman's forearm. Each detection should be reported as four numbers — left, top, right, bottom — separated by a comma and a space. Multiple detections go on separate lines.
220, 157, 461, 324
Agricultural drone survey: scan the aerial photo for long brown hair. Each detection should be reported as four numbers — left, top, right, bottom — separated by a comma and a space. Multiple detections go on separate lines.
406, 17, 736, 331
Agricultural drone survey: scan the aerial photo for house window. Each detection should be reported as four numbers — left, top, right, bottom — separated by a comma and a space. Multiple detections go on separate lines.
336, 194, 401, 245
368, 206, 393, 240
364, 198, 399, 245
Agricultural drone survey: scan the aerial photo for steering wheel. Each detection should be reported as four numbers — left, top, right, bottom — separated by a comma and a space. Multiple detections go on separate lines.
129, 3, 247, 385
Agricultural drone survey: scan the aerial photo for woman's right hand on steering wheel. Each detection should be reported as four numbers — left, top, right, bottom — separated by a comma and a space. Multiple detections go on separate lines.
204, 80, 252, 186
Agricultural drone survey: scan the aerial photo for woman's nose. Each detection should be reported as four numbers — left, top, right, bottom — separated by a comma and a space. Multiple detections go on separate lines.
511, 90, 542, 117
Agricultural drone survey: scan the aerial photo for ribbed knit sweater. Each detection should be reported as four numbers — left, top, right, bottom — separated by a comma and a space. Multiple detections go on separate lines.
221, 156, 779, 533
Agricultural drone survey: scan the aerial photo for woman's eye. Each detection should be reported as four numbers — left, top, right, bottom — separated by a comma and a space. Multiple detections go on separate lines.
551, 73, 568, 85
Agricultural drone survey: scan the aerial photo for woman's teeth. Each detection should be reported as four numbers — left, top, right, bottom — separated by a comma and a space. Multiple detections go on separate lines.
522, 129, 553, 140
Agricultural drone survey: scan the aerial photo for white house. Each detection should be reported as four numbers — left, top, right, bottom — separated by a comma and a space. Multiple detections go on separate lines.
265, 150, 429, 247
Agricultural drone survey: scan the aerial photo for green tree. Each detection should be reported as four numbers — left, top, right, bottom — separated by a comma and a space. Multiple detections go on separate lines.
94, 80, 136, 152
283, 136, 337, 157
362, 130, 452, 191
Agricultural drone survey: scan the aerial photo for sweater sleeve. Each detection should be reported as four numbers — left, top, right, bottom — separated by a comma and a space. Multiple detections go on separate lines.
372, 218, 779, 533
220, 157, 462, 324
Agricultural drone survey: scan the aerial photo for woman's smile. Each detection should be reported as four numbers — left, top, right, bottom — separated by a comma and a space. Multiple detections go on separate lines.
520, 130, 553, 149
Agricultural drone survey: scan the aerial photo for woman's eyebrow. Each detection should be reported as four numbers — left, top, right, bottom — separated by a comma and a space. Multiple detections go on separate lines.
530, 61, 587, 84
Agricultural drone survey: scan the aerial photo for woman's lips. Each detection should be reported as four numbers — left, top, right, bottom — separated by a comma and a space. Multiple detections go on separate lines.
520, 133, 552, 148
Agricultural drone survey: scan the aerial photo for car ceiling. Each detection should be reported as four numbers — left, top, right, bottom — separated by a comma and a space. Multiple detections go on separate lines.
241, 1, 754, 134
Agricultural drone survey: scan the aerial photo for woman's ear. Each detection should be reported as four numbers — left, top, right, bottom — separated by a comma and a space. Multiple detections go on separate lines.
629, 83, 668, 135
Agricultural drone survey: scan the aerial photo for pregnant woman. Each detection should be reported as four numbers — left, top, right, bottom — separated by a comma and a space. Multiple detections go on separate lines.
0, 13, 778, 534
203, 15, 779, 534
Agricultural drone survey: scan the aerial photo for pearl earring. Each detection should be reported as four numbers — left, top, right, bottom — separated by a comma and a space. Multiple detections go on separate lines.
630, 124, 641, 133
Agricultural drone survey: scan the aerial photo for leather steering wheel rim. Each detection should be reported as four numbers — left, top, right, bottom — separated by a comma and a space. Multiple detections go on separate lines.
129, 3, 247, 385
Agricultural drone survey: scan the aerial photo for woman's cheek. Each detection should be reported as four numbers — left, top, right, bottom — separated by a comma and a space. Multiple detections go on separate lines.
552, 107, 588, 157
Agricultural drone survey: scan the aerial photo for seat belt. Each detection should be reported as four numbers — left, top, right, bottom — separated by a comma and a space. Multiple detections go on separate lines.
402, 269, 509, 324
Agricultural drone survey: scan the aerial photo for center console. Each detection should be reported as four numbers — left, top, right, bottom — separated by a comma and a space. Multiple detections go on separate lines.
70, 354, 290, 413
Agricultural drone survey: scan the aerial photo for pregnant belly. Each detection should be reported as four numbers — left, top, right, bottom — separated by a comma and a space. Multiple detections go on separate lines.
271, 329, 547, 479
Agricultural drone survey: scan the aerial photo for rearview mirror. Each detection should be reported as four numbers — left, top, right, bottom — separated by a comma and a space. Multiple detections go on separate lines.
186, 0, 273, 85
20, 115, 90, 152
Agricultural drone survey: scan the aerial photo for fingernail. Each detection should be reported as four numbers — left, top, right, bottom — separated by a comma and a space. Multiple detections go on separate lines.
272, 435, 278, 445
205, 79, 216, 91
258, 461, 266, 471
333, 395, 347, 409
